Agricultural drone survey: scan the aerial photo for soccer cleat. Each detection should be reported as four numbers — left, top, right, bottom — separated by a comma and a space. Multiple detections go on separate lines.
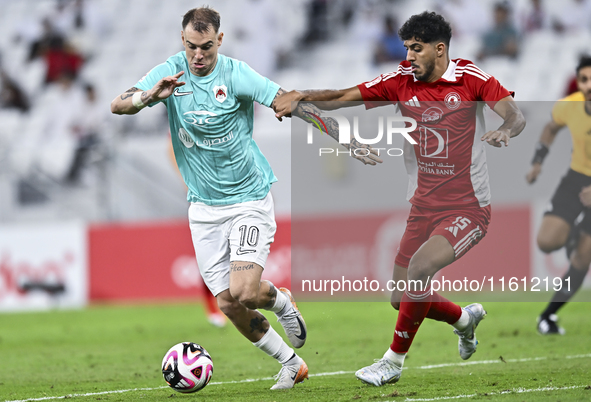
270, 355, 308, 390
276, 288, 307, 348
537, 314, 565, 335
454, 303, 487, 360
355, 358, 402, 386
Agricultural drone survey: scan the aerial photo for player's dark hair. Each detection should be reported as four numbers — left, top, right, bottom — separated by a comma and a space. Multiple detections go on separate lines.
182, 7, 220, 33
576, 55, 591, 75
398, 11, 452, 48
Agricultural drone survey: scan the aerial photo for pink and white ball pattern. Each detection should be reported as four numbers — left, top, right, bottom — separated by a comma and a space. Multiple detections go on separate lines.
161, 342, 214, 393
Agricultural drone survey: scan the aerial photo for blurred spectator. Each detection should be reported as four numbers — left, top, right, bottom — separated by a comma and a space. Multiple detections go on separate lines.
65, 83, 105, 184
373, 16, 406, 65
518, 0, 549, 33
436, 0, 490, 38
477, 1, 519, 61
44, 37, 84, 84
34, 72, 84, 181
0, 68, 30, 113
564, 54, 591, 95
552, 0, 591, 33
27, 17, 65, 62
302, 0, 329, 44
48, 0, 108, 58
230, 0, 279, 79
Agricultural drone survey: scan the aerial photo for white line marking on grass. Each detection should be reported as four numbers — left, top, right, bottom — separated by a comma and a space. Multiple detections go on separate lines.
401, 385, 587, 401
5, 354, 590, 402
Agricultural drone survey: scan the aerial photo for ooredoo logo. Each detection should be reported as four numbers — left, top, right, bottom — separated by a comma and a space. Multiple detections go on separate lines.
422, 107, 444, 123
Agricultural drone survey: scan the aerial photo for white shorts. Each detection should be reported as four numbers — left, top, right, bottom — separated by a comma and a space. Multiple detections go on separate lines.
188, 192, 277, 297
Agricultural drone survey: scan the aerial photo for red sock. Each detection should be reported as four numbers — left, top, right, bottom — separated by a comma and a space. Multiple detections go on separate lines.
204, 288, 220, 315
391, 288, 432, 353
425, 291, 462, 325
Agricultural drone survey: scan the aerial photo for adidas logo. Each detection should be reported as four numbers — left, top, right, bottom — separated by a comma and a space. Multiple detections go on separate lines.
395, 330, 409, 339
404, 96, 421, 107
445, 226, 459, 237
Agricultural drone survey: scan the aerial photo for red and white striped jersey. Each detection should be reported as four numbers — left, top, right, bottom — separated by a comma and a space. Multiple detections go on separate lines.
357, 59, 512, 209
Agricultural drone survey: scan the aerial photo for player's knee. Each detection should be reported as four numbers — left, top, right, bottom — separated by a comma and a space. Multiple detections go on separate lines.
407, 257, 435, 282
217, 298, 242, 319
230, 288, 259, 310
536, 233, 563, 253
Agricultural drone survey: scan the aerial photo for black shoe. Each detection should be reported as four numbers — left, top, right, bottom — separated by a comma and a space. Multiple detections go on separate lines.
537, 314, 565, 335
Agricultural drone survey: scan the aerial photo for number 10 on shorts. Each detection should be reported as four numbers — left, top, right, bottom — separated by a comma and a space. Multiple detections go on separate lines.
238, 225, 259, 247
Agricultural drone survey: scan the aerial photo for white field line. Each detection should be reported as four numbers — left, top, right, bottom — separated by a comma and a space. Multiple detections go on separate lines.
402, 385, 587, 401
4, 354, 590, 402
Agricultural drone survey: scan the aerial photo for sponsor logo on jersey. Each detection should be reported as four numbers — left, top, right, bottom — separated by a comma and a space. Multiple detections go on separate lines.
444, 92, 461, 110
200, 131, 234, 147
236, 247, 256, 255
404, 96, 421, 107
178, 127, 195, 148
183, 110, 218, 126
422, 107, 444, 123
213, 85, 227, 103
174, 88, 193, 96
419, 126, 449, 158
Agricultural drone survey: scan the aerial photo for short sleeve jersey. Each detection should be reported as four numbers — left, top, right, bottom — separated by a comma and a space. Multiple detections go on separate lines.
552, 91, 591, 176
135, 52, 280, 205
358, 59, 511, 209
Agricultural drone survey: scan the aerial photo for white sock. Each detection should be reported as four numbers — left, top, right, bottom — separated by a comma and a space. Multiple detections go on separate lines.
452, 309, 470, 331
252, 326, 294, 364
267, 287, 289, 314
383, 348, 405, 367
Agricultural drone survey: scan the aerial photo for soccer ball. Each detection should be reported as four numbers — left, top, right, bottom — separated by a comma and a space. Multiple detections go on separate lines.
161, 342, 214, 393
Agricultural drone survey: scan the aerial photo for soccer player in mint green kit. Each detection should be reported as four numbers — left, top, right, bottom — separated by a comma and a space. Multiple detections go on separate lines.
110, 7, 308, 390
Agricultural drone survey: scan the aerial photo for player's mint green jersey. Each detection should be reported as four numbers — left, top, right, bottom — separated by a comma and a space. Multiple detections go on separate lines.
135, 52, 279, 206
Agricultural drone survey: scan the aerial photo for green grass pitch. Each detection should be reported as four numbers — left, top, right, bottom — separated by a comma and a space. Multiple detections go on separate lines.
1, 299, 590, 401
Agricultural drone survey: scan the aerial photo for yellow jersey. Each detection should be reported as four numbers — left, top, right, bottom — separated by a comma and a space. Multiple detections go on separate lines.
552, 91, 591, 176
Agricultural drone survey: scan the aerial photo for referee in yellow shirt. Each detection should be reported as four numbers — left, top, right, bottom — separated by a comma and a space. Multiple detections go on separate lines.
526, 55, 591, 335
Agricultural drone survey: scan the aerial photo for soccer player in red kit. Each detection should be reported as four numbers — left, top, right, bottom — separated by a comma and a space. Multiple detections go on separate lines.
274, 11, 526, 385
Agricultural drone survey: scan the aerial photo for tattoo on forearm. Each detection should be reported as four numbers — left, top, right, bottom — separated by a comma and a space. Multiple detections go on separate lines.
294, 102, 341, 142
140, 91, 150, 104
249, 314, 269, 334
263, 282, 277, 309
120, 87, 140, 101
271, 88, 287, 110
230, 263, 256, 272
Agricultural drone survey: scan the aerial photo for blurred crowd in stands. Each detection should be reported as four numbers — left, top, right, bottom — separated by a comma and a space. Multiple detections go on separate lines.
0, 0, 590, 219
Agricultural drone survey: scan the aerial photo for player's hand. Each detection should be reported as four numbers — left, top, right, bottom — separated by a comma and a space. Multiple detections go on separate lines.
274, 90, 303, 121
579, 185, 591, 207
526, 163, 542, 184
481, 129, 510, 147
347, 138, 383, 166
150, 71, 186, 101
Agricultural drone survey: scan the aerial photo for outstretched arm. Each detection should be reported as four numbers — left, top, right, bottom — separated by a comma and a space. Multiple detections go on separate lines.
273, 86, 363, 121
110, 71, 186, 115
525, 119, 564, 184
480, 96, 526, 147
271, 88, 382, 166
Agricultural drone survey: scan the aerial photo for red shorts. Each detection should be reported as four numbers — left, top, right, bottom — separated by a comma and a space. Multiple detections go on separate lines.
394, 204, 492, 268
